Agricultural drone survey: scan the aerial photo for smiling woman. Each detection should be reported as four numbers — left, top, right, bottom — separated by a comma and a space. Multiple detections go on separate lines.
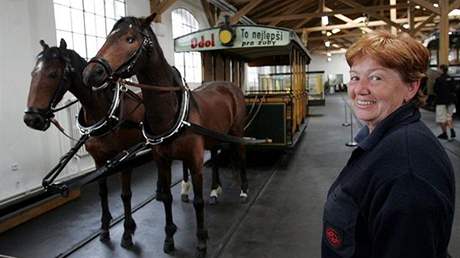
322, 30, 456, 258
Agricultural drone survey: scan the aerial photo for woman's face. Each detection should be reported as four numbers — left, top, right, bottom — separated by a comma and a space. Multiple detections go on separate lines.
348, 56, 419, 131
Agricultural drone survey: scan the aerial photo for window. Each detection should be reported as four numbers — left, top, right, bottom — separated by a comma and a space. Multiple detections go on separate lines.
53, 0, 126, 60
172, 8, 202, 86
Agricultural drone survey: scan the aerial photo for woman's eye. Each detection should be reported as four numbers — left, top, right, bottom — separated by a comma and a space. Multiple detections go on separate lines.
350, 75, 359, 81
127, 37, 135, 43
369, 75, 381, 81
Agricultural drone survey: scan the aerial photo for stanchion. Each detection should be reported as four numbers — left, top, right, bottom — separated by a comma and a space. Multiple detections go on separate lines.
345, 107, 358, 147
342, 101, 351, 127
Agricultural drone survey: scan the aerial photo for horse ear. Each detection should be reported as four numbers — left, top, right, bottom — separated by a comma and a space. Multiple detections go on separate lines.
59, 38, 67, 49
143, 12, 157, 27
39, 40, 49, 50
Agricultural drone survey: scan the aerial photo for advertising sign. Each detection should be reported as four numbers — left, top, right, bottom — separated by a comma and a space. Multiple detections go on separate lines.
175, 26, 292, 52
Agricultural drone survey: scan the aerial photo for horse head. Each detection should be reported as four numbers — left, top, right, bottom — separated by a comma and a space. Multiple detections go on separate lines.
82, 13, 157, 90
24, 39, 76, 130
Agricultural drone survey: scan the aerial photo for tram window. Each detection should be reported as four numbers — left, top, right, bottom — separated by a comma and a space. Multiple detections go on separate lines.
53, 0, 126, 60
172, 8, 202, 87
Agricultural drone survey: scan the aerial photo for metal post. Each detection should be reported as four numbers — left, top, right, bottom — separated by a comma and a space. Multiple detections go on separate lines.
346, 108, 358, 147
342, 101, 350, 127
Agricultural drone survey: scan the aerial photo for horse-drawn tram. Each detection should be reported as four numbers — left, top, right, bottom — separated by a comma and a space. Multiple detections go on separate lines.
174, 25, 312, 148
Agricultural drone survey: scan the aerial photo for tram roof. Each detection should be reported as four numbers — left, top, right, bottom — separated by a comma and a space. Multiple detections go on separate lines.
174, 25, 311, 66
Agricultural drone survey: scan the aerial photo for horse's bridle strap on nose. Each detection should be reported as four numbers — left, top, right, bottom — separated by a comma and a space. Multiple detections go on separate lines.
89, 56, 114, 77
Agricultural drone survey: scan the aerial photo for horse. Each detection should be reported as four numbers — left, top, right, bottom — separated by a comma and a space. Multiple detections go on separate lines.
23, 39, 192, 248
82, 13, 248, 257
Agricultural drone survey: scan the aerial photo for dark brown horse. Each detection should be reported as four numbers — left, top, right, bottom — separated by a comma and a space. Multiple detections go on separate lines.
24, 39, 191, 248
82, 14, 248, 257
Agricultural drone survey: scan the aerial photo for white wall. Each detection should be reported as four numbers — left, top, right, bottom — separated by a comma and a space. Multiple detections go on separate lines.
0, 0, 150, 203
309, 53, 351, 84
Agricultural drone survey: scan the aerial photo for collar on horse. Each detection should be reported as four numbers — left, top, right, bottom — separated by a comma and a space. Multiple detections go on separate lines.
139, 82, 191, 145
76, 82, 124, 137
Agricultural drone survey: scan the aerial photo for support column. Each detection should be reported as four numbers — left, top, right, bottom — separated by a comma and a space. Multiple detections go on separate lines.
390, 0, 397, 35
439, 0, 449, 65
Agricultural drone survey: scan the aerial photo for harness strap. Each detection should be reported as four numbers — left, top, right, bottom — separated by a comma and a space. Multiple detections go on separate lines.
121, 80, 182, 92
183, 122, 271, 145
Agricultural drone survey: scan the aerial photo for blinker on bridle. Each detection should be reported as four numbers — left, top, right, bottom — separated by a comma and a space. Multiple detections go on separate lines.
88, 23, 154, 90
24, 51, 77, 120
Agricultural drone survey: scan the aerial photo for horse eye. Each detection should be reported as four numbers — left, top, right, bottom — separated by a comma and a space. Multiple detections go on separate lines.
127, 37, 135, 44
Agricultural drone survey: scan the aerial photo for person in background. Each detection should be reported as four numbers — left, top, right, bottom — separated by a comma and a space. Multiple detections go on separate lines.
434, 64, 457, 140
322, 30, 455, 258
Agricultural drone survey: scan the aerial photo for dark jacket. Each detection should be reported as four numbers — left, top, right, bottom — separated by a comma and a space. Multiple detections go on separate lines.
322, 104, 455, 258
434, 73, 456, 105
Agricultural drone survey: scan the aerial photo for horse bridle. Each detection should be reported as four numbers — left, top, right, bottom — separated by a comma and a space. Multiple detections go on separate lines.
25, 51, 76, 120
88, 23, 154, 88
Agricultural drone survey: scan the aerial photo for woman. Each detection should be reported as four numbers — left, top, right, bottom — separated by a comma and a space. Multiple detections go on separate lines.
322, 30, 455, 258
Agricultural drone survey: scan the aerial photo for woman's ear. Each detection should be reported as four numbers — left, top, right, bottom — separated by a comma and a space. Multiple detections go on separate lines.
405, 80, 421, 101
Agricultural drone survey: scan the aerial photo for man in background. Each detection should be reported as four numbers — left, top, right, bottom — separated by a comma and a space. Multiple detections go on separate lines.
434, 64, 456, 140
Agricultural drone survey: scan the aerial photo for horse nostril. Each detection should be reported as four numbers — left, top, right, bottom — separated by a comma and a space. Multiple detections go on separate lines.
24, 113, 46, 130
96, 66, 105, 76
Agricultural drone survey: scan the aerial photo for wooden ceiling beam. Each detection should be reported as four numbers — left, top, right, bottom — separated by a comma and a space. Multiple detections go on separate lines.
230, 0, 264, 24
309, 32, 364, 41
150, 0, 177, 22
413, 13, 437, 34
201, 0, 216, 27
253, 0, 299, 19
410, 0, 440, 14
270, 2, 306, 26
257, 3, 409, 23
336, 0, 408, 33
450, 0, 460, 12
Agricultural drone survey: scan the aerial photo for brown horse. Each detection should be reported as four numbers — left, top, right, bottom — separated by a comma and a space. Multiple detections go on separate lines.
82, 13, 248, 257
23, 39, 190, 248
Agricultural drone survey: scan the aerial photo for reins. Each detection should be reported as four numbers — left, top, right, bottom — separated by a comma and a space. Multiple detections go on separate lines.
120, 79, 183, 92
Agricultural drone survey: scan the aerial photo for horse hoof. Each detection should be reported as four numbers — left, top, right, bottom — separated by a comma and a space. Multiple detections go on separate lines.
99, 231, 110, 242
240, 191, 248, 203
181, 194, 189, 203
121, 236, 134, 249
163, 239, 175, 253
209, 196, 218, 205
195, 247, 207, 258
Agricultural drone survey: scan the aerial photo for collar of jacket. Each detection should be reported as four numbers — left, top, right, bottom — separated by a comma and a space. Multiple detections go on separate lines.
355, 103, 420, 151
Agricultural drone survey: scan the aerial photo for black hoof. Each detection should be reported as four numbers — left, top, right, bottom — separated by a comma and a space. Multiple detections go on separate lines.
195, 247, 207, 258
164, 238, 175, 253
181, 194, 189, 202
240, 196, 248, 204
99, 230, 110, 242
209, 196, 218, 205
121, 235, 134, 249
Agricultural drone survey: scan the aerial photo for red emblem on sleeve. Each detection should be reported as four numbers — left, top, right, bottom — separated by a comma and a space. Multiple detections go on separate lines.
326, 226, 343, 248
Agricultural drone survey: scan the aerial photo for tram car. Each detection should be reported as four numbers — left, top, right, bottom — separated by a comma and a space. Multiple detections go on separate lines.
174, 25, 311, 148
426, 31, 460, 114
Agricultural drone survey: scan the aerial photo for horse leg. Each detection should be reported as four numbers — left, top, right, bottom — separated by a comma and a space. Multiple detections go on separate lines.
120, 169, 136, 248
156, 158, 177, 253
180, 163, 191, 202
188, 152, 208, 258
235, 143, 248, 203
209, 148, 222, 205
98, 178, 112, 242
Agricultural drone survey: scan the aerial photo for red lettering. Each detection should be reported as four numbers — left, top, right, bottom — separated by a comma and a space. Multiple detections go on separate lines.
191, 38, 197, 48
211, 34, 215, 46
198, 36, 205, 47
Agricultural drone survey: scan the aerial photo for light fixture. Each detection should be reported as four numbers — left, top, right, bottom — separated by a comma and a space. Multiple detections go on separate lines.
326, 31, 332, 37
415, 5, 420, 9
325, 41, 331, 47
332, 28, 341, 34
403, 24, 410, 29
321, 16, 329, 26
327, 57, 332, 62
449, 9, 460, 16
327, 52, 331, 57
433, 3, 439, 8
332, 43, 340, 48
